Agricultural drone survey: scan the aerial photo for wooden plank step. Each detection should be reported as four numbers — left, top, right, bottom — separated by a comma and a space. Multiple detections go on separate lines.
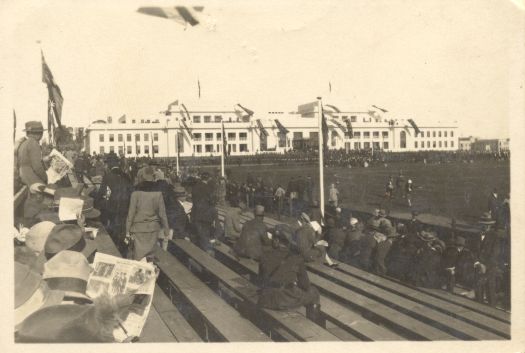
307, 264, 505, 340
171, 239, 340, 342
327, 262, 509, 337
212, 241, 403, 341
154, 246, 271, 342
140, 307, 178, 342
152, 285, 203, 342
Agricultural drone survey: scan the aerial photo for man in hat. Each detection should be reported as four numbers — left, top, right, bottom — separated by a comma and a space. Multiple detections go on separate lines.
472, 213, 501, 306
233, 205, 269, 261
441, 236, 473, 292
170, 185, 190, 240
257, 227, 321, 324
406, 211, 423, 237
41, 224, 98, 267
293, 213, 325, 264
326, 218, 346, 261
223, 200, 247, 243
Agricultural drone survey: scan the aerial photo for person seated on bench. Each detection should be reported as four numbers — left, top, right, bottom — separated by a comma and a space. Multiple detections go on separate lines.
223, 200, 247, 243
293, 213, 337, 267
257, 227, 322, 324
233, 205, 271, 261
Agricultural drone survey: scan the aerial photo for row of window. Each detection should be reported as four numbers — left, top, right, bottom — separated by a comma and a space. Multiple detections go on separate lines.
415, 140, 455, 148
418, 130, 455, 138
193, 143, 249, 153
192, 132, 248, 141
99, 133, 159, 143
351, 131, 389, 139
193, 115, 223, 123
99, 145, 159, 155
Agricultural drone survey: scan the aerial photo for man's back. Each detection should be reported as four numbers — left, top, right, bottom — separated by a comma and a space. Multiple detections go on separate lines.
224, 207, 242, 240
234, 218, 267, 260
18, 137, 47, 186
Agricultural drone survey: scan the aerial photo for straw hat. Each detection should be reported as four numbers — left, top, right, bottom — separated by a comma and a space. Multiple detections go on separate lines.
43, 250, 92, 301
25, 221, 56, 253
43, 224, 97, 260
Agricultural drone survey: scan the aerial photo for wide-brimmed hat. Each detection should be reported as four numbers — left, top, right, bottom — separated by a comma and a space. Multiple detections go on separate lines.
417, 230, 436, 242
15, 262, 63, 329
25, 221, 56, 253
23, 121, 46, 133
299, 212, 311, 223
43, 224, 97, 260
142, 166, 155, 182
81, 197, 101, 219
254, 205, 265, 216
173, 186, 186, 197
43, 250, 92, 301
478, 212, 496, 225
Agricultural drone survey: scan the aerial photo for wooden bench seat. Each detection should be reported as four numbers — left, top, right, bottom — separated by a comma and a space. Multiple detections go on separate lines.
169, 239, 341, 342
153, 247, 271, 342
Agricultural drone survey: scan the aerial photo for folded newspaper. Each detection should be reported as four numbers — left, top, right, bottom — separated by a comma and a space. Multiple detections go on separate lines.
86, 253, 157, 342
46, 149, 74, 184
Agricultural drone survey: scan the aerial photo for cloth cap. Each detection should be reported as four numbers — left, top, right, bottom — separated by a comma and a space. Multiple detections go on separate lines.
254, 205, 265, 216
379, 209, 387, 217
24, 121, 46, 132
44, 224, 97, 260
26, 221, 56, 253
417, 230, 436, 242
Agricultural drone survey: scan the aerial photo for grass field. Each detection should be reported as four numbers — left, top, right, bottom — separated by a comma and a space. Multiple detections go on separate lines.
215, 160, 510, 224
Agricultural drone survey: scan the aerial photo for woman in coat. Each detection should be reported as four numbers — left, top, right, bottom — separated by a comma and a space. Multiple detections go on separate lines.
126, 167, 170, 261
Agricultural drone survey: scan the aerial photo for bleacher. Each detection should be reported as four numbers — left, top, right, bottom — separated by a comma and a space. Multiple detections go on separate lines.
14, 186, 510, 341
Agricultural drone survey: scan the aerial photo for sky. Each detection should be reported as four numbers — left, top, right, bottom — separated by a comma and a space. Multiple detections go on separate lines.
2, 0, 524, 139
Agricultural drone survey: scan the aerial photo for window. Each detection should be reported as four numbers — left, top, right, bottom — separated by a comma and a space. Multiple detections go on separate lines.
214, 115, 222, 123
216, 133, 222, 140
415, 141, 418, 148
118, 146, 124, 155
144, 145, 149, 154
204, 116, 211, 123
99, 134, 104, 142
135, 133, 140, 141
433, 141, 437, 148
310, 131, 319, 140
153, 133, 158, 142
427, 141, 430, 148
400, 131, 407, 148
438, 131, 442, 138
351, 116, 357, 123
231, 144, 237, 153
127, 146, 132, 154
444, 131, 448, 137
363, 132, 370, 138
451, 141, 454, 147
239, 132, 247, 141
127, 134, 131, 142
433, 131, 436, 138
228, 132, 236, 141
354, 142, 360, 149
373, 142, 380, 149
109, 146, 115, 153
132, 120, 136, 124
363, 142, 370, 149
136, 145, 141, 154
195, 145, 202, 153
382, 131, 389, 138
217, 144, 220, 152
451, 131, 454, 137
383, 142, 389, 149
205, 144, 213, 153
427, 131, 430, 137
373, 131, 379, 138
445, 141, 448, 148
99, 146, 105, 154
109, 134, 114, 142
240, 144, 248, 152
193, 133, 202, 141
293, 132, 303, 139
144, 134, 149, 141
205, 133, 213, 141
193, 116, 201, 123
354, 131, 361, 138
439, 141, 442, 148
118, 134, 123, 142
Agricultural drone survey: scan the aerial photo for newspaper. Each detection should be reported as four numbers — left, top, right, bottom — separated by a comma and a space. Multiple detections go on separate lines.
46, 149, 74, 184
86, 252, 157, 342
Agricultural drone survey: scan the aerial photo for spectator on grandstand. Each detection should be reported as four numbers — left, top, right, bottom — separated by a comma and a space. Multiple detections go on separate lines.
326, 218, 346, 261
223, 200, 247, 242
441, 236, 471, 292
308, 200, 323, 225
257, 226, 322, 325
487, 188, 499, 219
410, 231, 445, 288
233, 205, 270, 261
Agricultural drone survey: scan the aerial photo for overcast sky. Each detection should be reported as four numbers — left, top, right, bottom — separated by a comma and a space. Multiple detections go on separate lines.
2, 0, 524, 139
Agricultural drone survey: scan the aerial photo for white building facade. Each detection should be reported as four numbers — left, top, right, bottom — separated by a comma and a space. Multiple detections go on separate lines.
85, 101, 459, 157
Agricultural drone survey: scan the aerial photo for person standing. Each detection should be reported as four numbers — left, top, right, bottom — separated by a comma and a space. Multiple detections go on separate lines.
405, 179, 414, 207
223, 200, 247, 243
233, 205, 270, 261
328, 183, 339, 207
125, 166, 170, 261
274, 184, 286, 220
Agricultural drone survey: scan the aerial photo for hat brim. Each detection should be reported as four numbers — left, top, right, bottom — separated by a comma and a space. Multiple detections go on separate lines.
478, 220, 496, 225
15, 285, 64, 331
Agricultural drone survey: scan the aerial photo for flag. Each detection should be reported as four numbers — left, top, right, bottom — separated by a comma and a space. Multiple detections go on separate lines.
407, 119, 421, 136
343, 118, 353, 138
256, 119, 268, 137
222, 121, 228, 156
118, 114, 126, 123
198, 80, 201, 99
321, 107, 329, 151
324, 104, 340, 113
372, 105, 388, 113
274, 119, 289, 134
329, 82, 332, 93
330, 119, 346, 134
42, 51, 63, 144
180, 103, 191, 120
236, 103, 254, 117
164, 100, 179, 115
137, 6, 204, 27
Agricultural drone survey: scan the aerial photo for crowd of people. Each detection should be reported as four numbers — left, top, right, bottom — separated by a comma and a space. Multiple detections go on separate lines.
13, 120, 511, 342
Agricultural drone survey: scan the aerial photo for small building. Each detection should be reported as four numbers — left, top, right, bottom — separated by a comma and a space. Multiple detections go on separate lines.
458, 136, 476, 151
471, 138, 510, 153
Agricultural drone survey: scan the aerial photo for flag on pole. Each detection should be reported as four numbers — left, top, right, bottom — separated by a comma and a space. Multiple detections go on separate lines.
343, 118, 353, 138
372, 105, 388, 113
42, 51, 63, 144
198, 79, 201, 99
137, 6, 205, 27
329, 82, 332, 93
324, 104, 340, 113
274, 119, 289, 134
236, 103, 254, 118
321, 105, 329, 151
222, 121, 228, 156
407, 119, 421, 136
330, 119, 346, 134
256, 119, 268, 137
118, 114, 126, 123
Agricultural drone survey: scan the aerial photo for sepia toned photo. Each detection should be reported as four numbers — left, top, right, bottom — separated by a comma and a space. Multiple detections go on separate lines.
5, 0, 524, 350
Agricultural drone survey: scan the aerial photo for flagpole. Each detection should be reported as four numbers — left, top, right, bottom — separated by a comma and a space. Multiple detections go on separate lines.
317, 97, 324, 218
175, 126, 180, 175
221, 122, 225, 177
